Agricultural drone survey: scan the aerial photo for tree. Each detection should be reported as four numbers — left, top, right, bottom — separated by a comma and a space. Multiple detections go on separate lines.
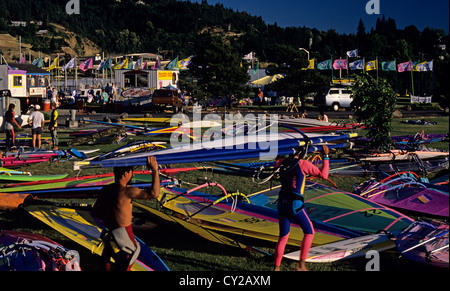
265, 47, 328, 110
189, 34, 250, 102
351, 73, 397, 151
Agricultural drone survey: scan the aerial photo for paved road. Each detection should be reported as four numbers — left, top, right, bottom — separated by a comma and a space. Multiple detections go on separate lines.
57, 106, 447, 126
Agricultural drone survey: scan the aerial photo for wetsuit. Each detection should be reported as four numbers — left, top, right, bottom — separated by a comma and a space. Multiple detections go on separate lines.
274, 158, 329, 266
93, 184, 140, 271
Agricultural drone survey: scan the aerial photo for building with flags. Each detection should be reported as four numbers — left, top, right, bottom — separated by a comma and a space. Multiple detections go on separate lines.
0, 62, 50, 112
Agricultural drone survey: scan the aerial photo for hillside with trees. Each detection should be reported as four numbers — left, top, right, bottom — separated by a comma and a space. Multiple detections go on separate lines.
0, 0, 448, 103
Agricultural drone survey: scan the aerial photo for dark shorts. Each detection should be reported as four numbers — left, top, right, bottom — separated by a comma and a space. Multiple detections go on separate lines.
32, 127, 43, 135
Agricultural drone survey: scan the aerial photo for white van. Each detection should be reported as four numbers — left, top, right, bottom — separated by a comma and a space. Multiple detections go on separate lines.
325, 87, 353, 111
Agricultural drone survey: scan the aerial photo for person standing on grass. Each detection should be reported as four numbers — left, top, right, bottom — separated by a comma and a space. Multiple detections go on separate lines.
4, 103, 21, 151
273, 145, 329, 271
48, 102, 59, 150
27, 105, 45, 150
93, 156, 160, 271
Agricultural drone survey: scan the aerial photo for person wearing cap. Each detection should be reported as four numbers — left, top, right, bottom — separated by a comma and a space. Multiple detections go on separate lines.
28, 104, 45, 150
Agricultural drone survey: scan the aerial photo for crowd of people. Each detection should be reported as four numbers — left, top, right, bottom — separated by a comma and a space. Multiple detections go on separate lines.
4, 101, 59, 152
45, 83, 118, 107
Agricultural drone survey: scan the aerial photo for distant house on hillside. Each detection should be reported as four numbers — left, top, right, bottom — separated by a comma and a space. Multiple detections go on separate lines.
10, 21, 27, 27
36, 30, 48, 36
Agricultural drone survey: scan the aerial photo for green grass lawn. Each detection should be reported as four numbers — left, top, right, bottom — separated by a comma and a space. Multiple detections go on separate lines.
0, 115, 448, 272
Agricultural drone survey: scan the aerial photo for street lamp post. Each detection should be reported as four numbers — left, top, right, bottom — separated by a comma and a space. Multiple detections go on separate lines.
299, 48, 310, 60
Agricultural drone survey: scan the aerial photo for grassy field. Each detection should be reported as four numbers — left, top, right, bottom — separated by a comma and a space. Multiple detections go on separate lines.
0, 114, 448, 272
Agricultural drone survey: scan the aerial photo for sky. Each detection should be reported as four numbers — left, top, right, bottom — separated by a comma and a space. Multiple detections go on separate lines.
189, 0, 449, 34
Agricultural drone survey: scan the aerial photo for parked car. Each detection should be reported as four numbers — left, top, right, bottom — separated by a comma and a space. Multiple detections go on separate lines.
325, 87, 353, 111
151, 89, 183, 113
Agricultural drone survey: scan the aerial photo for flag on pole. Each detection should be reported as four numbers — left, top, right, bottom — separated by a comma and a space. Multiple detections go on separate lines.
253, 60, 259, 75
141, 61, 148, 70
19, 56, 26, 63
317, 59, 332, 70
97, 58, 111, 70
32, 57, 43, 68
365, 60, 378, 71
413, 61, 433, 72
422, 60, 433, 71
133, 58, 142, 70
79, 57, 93, 71
113, 58, 128, 70
62, 57, 76, 71
398, 61, 412, 72
165, 57, 179, 70
302, 59, 315, 70
349, 59, 364, 70
243, 52, 254, 60
333, 59, 348, 70
382, 61, 396, 71
47, 56, 59, 71
346, 49, 358, 58
178, 55, 193, 71
152, 57, 160, 70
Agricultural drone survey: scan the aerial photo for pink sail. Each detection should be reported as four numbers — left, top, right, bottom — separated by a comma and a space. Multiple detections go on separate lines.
356, 173, 449, 217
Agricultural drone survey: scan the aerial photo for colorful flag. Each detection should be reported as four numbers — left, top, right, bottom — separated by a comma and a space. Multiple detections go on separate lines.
317, 59, 332, 70
178, 56, 193, 71
104, 58, 112, 69
62, 57, 76, 71
19, 56, 26, 63
398, 61, 412, 72
165, 57, 179, 70
133, 58, 142, 70
253, 60, 259, 75
382, 61, 396, 71
113, 58, 128, 70
422, 60, 433, 71
79, 57, 93, 71
97, 58, 111, 71
333, 59, 348, 70
349, 59, 364, 70
243, 52, 254, 60
365, 60, 378, 71
47, 56, 59, 71
302, 59, 315, 70
346, 49, 358, 58
141, 61, 148, 70
126, 59, 133, 69
152, 57, 161, 70
32, 57, 43, 68
414, 61, 433, 72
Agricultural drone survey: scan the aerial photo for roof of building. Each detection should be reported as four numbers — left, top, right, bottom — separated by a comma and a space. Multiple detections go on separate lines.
8, 63, 50, 75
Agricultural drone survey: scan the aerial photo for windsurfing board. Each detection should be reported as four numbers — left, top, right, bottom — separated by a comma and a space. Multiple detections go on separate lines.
180, 120, 222, 128
357, 151, 449, 162
0, 173, 69, 183
122, 117, 172, 123
74, 132, 357, 169
133, 201, 264, 253
24, 205, 169, 271
283, 232, 396, 263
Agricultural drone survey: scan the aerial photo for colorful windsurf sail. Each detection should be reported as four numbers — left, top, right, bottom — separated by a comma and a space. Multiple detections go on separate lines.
355, 172, 449, 217
396, 220, 449, 268
74, 131, 357, 169
0, 230, 81, 271
25, 205, 169, 271
153, 181, 413, 247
